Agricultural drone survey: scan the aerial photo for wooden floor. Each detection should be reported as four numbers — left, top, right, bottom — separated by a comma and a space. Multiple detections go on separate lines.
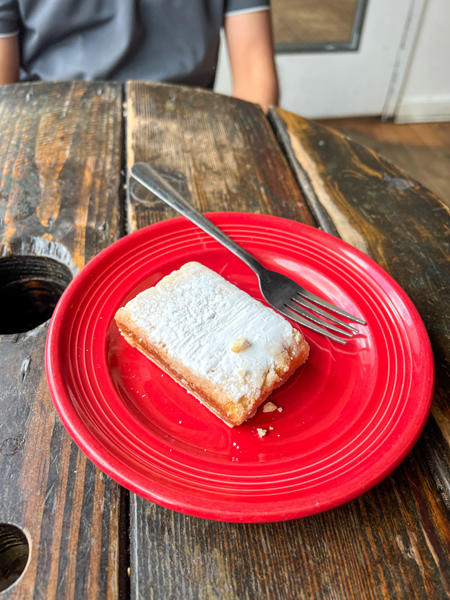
317, 118, 450, 208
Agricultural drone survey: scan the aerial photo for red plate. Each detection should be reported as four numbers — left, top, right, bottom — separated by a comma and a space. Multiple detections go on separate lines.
46, 213, 434, 522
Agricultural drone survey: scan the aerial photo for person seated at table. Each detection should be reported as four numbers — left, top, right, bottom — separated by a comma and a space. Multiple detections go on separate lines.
0, 0, 279, 112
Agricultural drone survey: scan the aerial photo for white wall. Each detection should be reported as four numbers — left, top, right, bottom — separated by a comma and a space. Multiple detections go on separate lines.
395, 0, 450, 122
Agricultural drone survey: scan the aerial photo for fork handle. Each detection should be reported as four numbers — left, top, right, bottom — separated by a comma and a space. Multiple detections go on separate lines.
130, 162, 265, 275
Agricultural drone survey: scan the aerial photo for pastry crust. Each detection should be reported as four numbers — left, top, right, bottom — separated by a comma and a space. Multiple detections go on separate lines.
115, 262, 309, 427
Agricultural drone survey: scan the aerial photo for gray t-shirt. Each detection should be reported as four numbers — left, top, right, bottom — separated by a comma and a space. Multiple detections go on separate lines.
0, 0, 270, 87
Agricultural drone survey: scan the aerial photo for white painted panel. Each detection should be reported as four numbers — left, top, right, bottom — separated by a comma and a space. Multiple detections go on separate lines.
395, 0, 450, 122
395, 99, 450, 123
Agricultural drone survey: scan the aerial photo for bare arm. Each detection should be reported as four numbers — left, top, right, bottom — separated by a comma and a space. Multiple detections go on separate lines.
224, 9, 278, 113
0, 34, 19, 84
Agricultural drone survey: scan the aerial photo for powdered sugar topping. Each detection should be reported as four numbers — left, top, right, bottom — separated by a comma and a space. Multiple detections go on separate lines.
122, 262, 298, 402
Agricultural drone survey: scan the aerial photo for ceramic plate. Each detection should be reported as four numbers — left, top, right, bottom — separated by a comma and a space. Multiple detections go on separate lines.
46, 213, 434, 522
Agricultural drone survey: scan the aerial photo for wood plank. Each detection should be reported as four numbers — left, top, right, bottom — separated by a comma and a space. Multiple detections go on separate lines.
125, 82, 315, 600
0, 82, 125, 598
125, 81, 313, 232
271, 109, 450, 504
125, 84, 450, 599
132, 452, 450, 600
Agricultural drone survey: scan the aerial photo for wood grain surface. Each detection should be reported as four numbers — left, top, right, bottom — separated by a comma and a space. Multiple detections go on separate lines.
271, 108, 450, 505
132, 452, 450, 600
0, 82, 125, 599
125, 84, 450, 599
125, 81, 313, 231
1, 80, 449, 600
316, 117, 450, 209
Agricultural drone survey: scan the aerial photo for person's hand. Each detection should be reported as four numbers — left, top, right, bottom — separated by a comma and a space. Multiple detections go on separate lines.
224, 9, 279, 113
0, 34, 19, 85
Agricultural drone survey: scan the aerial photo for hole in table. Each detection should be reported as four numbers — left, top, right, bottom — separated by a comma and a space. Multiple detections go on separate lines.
0, 523, 30, 592
0, 255, 73, 334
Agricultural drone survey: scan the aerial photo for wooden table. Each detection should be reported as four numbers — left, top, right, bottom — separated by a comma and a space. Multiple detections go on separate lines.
0, 82, 449, 600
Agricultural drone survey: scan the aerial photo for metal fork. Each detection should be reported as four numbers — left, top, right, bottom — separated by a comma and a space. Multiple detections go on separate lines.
130, 163, 366, 344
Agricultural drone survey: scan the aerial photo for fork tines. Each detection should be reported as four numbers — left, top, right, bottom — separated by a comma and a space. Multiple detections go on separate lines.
284, 290, 366, 344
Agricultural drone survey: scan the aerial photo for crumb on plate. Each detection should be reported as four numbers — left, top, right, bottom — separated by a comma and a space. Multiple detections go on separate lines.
263, 402, 278, 413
